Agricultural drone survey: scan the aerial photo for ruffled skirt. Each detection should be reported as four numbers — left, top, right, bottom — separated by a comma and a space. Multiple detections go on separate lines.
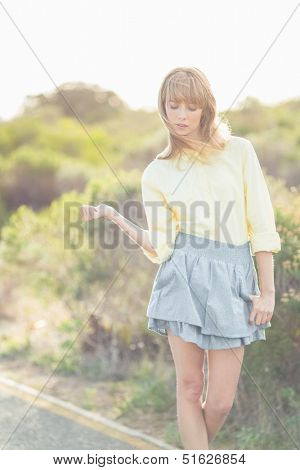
146, 231, 270, 350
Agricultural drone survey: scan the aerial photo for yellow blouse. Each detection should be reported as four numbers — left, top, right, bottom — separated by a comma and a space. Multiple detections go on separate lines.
140, 135, 281, 264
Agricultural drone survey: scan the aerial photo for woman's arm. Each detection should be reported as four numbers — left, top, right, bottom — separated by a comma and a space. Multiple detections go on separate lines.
249, 251, 275, 326
80, 204, 158, 256
242, 139, 281, 254
106, 206, 158, 256
241, 139, 281, 326
255, 251, 275, 294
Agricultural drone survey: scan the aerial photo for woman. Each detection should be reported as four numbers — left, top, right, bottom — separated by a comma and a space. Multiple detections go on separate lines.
80, 67, 281, 450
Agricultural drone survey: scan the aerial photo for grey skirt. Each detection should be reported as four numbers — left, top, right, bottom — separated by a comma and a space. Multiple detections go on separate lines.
146, 231, 271, 350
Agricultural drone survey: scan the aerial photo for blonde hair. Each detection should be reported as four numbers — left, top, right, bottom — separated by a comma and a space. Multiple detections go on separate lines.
156, 66, 231, 164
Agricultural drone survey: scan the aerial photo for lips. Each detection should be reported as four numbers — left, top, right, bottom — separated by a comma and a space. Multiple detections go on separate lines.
176, 123, 188, 128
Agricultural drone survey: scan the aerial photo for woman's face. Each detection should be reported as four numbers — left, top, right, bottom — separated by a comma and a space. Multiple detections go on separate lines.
165, 98, 203, 139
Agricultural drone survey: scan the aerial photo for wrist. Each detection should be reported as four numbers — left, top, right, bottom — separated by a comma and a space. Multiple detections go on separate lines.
95, 204, 116, 220
261, 288, 275, 295
105, 205, 117, 220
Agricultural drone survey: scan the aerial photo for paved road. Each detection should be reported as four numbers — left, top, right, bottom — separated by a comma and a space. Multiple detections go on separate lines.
0, 378, 174, 450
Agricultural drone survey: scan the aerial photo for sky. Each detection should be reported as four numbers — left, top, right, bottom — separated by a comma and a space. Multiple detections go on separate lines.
0, 0, 299, 120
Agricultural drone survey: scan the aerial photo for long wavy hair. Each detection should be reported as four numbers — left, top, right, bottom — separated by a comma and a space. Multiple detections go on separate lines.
156, 66, 232, 165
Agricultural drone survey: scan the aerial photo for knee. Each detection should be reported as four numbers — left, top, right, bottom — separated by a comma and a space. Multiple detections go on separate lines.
177, 374, 205, 404
205, 399, 234, 416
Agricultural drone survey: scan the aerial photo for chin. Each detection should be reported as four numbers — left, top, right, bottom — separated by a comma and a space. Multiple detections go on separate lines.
174, 127, 190, 135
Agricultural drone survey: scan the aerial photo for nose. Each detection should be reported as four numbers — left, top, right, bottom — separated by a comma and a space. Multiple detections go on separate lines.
177, 106, 187, 120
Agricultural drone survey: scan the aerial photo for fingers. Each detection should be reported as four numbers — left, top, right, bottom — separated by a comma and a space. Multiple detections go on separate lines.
248, 294, 258, 325
249, 307, 256, 325
248, 294, 273, 326
79, 206, 85, 219
79, 206, 84, 220
80, 205, 94, 221
266, 312, 273, 323
262, 312, 271, 324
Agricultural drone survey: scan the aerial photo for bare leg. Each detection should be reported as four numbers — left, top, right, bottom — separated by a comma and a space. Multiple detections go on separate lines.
167, 330, 209, 450
202, 346, 245, 444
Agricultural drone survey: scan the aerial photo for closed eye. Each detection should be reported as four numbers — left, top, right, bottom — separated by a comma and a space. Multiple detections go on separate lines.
170, 105, 197, 111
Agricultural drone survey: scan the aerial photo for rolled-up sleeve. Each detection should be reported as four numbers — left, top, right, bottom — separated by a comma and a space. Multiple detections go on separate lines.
242, 138, 281, 255
141, 166, 179, 264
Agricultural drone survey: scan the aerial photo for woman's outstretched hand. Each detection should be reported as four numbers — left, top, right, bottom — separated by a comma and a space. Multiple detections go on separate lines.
80, 204, 115, 222
79, 204, 156, 256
